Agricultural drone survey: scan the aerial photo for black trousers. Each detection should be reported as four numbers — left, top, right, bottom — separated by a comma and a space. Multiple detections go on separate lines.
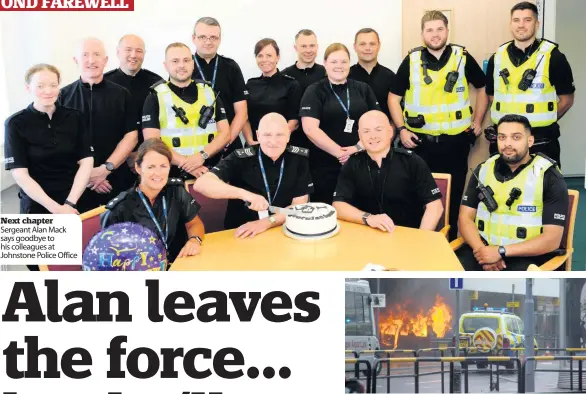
456, 244, 553, 271
310, 166, 339, 205
410, 132, 471, 240
489, 137, 561, 166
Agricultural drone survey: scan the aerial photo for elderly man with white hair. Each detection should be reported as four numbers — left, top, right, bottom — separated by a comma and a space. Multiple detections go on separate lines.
59, 37, 138, 213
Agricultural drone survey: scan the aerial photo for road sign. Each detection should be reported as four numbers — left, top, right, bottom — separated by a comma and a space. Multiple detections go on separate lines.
371, 294, 386, 308
507, 301, 520, 308
449, 278, 463, 290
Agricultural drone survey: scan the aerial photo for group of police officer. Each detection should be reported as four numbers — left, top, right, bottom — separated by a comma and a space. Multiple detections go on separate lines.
4, 1, 576, 271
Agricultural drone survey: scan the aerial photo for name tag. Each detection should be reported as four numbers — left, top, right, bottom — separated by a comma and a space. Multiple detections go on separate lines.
344, 118, 355, 133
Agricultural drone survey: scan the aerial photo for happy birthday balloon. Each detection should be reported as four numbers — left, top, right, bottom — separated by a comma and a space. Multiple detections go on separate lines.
82, 222, 167, 271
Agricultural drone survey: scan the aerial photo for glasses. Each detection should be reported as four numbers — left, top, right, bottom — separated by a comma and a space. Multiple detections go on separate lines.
196, 35, 220, 43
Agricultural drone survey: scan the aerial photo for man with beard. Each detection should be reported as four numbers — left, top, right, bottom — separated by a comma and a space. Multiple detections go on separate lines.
142, 42, 230, 179
389, 10, 488, 240
457, 114, 568, 271
333, 110, 443, 232
485, 1, 575, 165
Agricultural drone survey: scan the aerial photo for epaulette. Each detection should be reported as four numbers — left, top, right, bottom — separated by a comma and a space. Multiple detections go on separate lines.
540, 38, 559, 48
194, 78, 213, 87
394, 147, 413, 156
5, 109, 26, 125
282, 74, 296, 81
149, 79, 167, 93
234, 146, 257, 158
535, 152, 558, 166
498, 40, 514, 48
103, 69, 117, 77
142, 68, 162, 78
167, 177, 185, 187
451, 43, 466, 49
409, 46, 425, 54
286, 145, 309, 157
105, 191, 128, 210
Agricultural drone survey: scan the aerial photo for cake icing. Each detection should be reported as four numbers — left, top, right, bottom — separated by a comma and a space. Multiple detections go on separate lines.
284, 203, 338, 237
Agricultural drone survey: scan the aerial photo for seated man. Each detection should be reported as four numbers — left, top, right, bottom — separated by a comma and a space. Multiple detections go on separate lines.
457, 114, 568, 271
333, 110, 443, 232
194, 113, 313, 238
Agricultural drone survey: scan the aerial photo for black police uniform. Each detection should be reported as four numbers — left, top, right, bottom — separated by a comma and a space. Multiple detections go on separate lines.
104, 68, 163, 147
391, 45, 486, 240
210, 145, 314, 230
458, 154, 569, 271
299, 78, 380, 204
101, 178, 201, 263
245, 70, 301, 141
4, 104, 93, 213
141, 79, 228, 177
333, 148, 442, 228
192, 53, 248, 154
486, 39, 575, 164
58, 78, 137, 213
349, 62, 396, 122
282, 62, 327, 148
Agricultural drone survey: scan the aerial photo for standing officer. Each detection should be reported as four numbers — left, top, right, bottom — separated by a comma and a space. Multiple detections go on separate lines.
389, 11, 488, 239
349, 28, 396, 122
333, 110, 443, 232
104, 34, 163, 169
194, 113, 313, 237
192, 17, 248, 155
142, 42, 230, 179
458, 114, 568, 271
59, 37, 138, 213
486, 1, 575, 165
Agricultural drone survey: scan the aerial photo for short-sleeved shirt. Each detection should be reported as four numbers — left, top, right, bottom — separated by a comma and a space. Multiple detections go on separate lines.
246, 71, 301, 139
102, 179, 201, 262
4, 104, 93, 195
104, 67, 163, 146
349, 63, 396, 121
390, 45, 487, 96
462, 155, 568, 227
485, 40, 575, 139
333, 148, 442, 229
299, 79, 380, 170
210, 145, 314, 229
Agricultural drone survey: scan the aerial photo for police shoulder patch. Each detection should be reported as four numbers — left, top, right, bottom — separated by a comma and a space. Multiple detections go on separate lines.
167, 177, 184, 187
235, 146, 257, 158
394, 147, 413, 156
409, 46, 425, 54
282, 73, 296, 81
286, 145, 309, 157
106, 191, 128, 210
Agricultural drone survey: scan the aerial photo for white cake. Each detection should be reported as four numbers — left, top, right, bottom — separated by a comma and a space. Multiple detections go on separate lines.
284, 203, 338, 239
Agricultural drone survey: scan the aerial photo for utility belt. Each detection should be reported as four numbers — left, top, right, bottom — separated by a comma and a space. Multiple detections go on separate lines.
411, 129, 475, 145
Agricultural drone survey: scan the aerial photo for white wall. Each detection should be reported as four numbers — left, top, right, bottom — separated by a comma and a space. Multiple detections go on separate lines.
463, 279, 559, 298
0, 0, 404, 190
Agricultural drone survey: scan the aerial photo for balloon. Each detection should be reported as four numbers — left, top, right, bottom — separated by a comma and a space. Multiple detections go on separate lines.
82, 222, 167, 271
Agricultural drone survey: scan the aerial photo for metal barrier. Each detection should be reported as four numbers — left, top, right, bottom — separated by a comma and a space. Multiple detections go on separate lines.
345, 358, 372, 393
360, 350, 417, 392
523, 355, 586, 393
416, 347, 456, 393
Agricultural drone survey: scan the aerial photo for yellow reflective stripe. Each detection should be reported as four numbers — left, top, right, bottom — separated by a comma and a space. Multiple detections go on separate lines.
386, 357, 417, 362
345, 358, 359, 363
441, 357, 466, 362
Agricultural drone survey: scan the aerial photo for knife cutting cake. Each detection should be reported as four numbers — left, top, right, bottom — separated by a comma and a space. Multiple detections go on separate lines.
283, 203, 339, 240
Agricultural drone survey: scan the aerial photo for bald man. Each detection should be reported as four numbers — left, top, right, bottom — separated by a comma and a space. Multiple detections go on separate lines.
59, 37, 138, 212
194, 113, 313, 237
333, 110, 443, 231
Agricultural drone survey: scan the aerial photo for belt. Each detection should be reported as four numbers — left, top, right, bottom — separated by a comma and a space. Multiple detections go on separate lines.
413, 131, 466, 144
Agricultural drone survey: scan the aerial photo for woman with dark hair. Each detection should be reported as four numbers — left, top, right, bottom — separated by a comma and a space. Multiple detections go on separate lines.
101, 138, 205, 262
242, 38, 302, 145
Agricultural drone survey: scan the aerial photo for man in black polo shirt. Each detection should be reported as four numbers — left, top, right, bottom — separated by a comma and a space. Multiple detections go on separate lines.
333, 110, 443, 231
282, 29, 326, 148
59, 37, 138, 213
349, 28, 396, 122
194, 113, 313, 237
191, 17, 248, 155
104, 34, 163, 164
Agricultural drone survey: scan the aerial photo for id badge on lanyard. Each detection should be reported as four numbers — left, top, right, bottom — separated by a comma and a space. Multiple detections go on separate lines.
258, 148, 284, 220
329, 82, 354, 133
344, 118, 355, 133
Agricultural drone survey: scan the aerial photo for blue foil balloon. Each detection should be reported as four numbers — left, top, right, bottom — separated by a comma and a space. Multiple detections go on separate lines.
82, 222, 167, 271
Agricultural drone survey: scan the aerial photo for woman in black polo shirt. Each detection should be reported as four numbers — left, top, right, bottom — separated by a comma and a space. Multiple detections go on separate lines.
242, 38, 301, 145
300, 43, 380, 204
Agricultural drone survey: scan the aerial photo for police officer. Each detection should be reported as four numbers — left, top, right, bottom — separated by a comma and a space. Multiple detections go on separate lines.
102, 139, 205, 264
389, 11, 488, 239
333, 111, 443, 231
300, 43, 380, 204
142, 42, 230, 179
485, 1, 575, 165
191, 17, 248, 155
458, 114, 568, 271
282, 29, 327, 148
59, 37, 138, 213
349, 28, 396, 122
242, 38, 301, 145
194, 113, 313, 237
104, 34, 163, 165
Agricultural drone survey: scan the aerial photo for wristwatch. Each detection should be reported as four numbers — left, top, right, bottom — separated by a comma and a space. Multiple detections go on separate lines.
104, 161, 115, 172
362, 212, 371, 225
64, 199, 77, 209
189, 235, 203, 245
396, 125, 407, 132
354, 143, 364, 152
268, 215, 277, 225
200, 150, 209, 161
498, 246, 507, 259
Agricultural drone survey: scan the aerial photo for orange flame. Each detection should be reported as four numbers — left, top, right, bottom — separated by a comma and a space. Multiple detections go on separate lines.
379, 294, 453, 349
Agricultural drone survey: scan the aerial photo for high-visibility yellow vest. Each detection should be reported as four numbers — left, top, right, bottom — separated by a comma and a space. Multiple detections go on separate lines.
491, 40, 558, 127
404, 45, 472, 136
475, 154, 553, 246
155, 81, 218, 156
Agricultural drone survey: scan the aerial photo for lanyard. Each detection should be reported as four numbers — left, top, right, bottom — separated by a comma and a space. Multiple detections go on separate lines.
137, 188, 168, 249
329, 82, 350, 118
258, 148, 285, 206
194, 55, 219, 89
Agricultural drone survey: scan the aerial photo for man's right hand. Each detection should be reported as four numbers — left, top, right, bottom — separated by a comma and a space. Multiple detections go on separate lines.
399, 129, 420, 149
242, 192, 269, 212
365, 214, 395, 233
180, 154, 205, 174
52, 204, 79, 215
482, 259, 507, 271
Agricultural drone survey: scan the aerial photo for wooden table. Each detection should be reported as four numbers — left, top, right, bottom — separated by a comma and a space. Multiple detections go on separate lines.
171, 221, 463, 271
